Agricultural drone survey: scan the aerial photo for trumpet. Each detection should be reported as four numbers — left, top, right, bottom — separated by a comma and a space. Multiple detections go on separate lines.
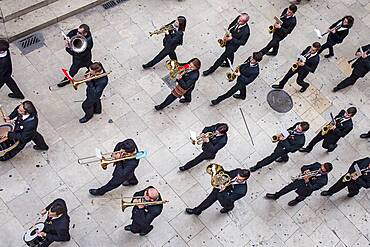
218, 28, 231, 48
78, 148, 147, 170
271, 134, 281, 143
291, 169, 321, 181
342, 167, 369, 182
121, 196, 169, 212
149, 21, 176, 36
206, 163, 231, 189
190, 131, 215, 145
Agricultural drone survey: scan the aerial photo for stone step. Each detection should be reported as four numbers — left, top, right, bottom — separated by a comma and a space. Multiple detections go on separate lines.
2, 0, 108, 42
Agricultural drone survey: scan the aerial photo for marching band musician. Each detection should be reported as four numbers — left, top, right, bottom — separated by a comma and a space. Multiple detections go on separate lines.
321, 157, 370, 197
0, 39, 25, 99
259, 4, 297, 56
0, 101, 48, 161
272, 42, 321, 93
37, 198, 71, 247
154, 58, 201, 110
333, 43, 370, 92
300, 107, 356, 153
124, 186, 163, 236
265, 162, 332, 206
142, 16, 187, 69
89, 139, 140, 196
203, 13, 251, 76
185, 168, 250, 215
210, 52, 263, 105
58, 24, 93, 87
79, 62, 108, 123
249, 121, 309, 172
179, 123, 228, 171
318, 16, 354, 58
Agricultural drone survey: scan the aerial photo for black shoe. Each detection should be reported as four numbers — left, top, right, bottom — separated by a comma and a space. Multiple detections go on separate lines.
299, 85, 309, 93
122, 181, 136, 186
89, 189, 103, 196
332, 87, 340, 92
220, 62, 229, 67
142, 64, 151, 69
79, 116, 91, 123
202, 69, 213, 76
265, 193, 279, 200
249, 166, 259, 172
179, 98, 191, 103
179, 166, 187, 172
211, 99, 219, 105
299, 147, 311, 153
327, 144, 337, 152
233, 94, 245, 100
139, 225, 153, 236
324, 54, 334, 58
57, 81, 69, 87
124, 225, 132, 231
185, 208, 200, 215
8, 93, 25, 99
33, 145, 48, 151
271, 84, 283, 89
320, 191, 332, 197
347, 192, 358, 198
220, 208, 231, 214
275, 157, 288, 163
360, 133, 370, 139
266, 51, 277, 56
154, 105, 163, 111
288, 199, 300, 206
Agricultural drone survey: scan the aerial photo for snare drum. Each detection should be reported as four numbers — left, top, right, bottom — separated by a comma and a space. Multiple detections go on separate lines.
23, 222, 45, 246
0, 123, 19, 157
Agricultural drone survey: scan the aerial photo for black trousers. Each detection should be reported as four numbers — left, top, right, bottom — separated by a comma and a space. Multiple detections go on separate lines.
0, 76, 24, 98
69, 58, 92, 78
255, 144, 289, 169
96, 174, 138, 195
146, 46, 177, 67
0, 132, 48, 161
327, 176, 362, 195
318, 39, 337, 56
208, 46, 237, 72
214, 80, 246, 103
276, 179, 309, 202
37, 239, 53, 247
193, 189, 234, 214
306, 132, 337, 151
260, 36, 283, 55
183, 152, 215, 170
82, 98, 102, 119
130, 218, 152, 234
278, 68, 309, 89
157, 86, 194, 109
335, 72, 361, 90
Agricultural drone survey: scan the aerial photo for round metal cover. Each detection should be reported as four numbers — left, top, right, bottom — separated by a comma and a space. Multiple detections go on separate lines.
267, 89, 293, 113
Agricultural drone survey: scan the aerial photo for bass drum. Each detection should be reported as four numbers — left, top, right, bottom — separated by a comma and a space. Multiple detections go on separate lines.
0, 123, 19, 157
23, 222, 45, 246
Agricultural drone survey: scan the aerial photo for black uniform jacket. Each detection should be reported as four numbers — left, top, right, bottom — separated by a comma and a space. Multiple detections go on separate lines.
325, 110, 353, 144
112, 141, 139, 180
7, 106, 38, 143
44, 198, 71, 242
327, 19, 349, 44
201, 123, 228, 157
274, 8, 296, 39
237, 59, 259, 86
297, 162, 328, 196
226, 16, 250, 51
347, 157, 370, 189
0, 49, 12, 80
86, 70, 108, 102
66, 29, 93, 62
163, 26, 183, 50
352, 44, 370, 78
278, 123, 305, 153
131, 186, 163, 228
177, 69, 199, 90
217, 169, 248, 207
299, 46, 320, 74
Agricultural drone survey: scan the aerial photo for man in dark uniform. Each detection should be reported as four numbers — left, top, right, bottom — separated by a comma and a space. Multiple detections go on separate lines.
58, 24, 93, 87
300, 107, 356, 153
211, 52, 263, 105
37, 198, 71, 247
143, 16, 187, 69
250, 121, 309, 172
203, 13, 251, 76
272, 42, 321, 92
0, 101, 48, 161
321, 157, 369, 197
318, 16, 354, 58
179, 123, 228, 171
265, 162, 332, 206
186, 168, 250, 214
333, 44, 370, 92
259, 4, 297, 56
154, 58, 200, 110
89, 139, 140, 196
124, 186, 163, 236
0, 39, 24, 99
79, 62, 108, 123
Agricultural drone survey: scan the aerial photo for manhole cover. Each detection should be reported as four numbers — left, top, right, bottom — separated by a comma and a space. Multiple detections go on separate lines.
162, 74, 176, 90
267, 89, 293, 113
15, 33, 44, 55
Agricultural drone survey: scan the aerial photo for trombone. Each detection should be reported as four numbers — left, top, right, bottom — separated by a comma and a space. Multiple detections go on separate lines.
121, 196, 169, 212
78, 148, 147, 170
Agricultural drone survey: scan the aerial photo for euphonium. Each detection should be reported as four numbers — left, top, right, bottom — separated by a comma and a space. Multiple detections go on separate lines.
206, 163, 231, 188
69, 35, 88, 53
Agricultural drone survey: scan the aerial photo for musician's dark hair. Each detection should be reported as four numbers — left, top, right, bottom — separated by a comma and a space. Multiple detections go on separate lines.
216, 123, 229, 134
50, 202, 66, 215
89, 62, 103, 72
300, 121, 310, 131
239, 169, 251, 179
22, 101, 37, 116
189, 58, 201, 70
79, 24, 90, 33
323, 162, 333, 172
122, 138, 137, 153
177, 16, 187, 31
252, 52, 263, 62
312, 42, 321, 50
343, 16, 354, 28
288, 4, 297, 13
0, 39, 10, 52
347, 106, 357, 116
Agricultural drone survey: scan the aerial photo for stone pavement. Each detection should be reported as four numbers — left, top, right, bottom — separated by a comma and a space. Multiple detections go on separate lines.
0, 0, 369, 246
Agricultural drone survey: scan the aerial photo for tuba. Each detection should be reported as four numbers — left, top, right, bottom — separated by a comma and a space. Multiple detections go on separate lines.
69, 35, 88, 53
149, 21, 176, 36
206, 163, 231, 188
